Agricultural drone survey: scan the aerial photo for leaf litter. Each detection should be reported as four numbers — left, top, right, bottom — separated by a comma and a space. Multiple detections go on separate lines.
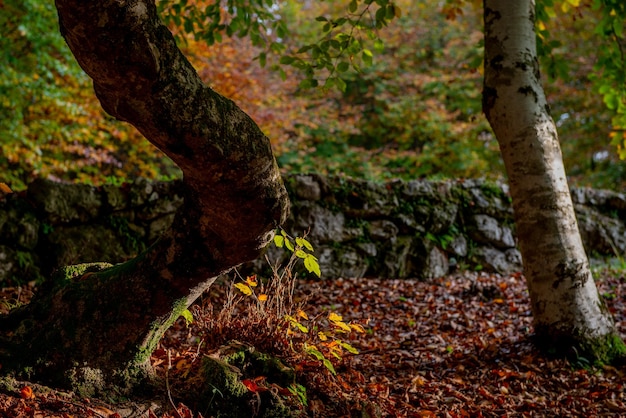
1, 269, 625, 417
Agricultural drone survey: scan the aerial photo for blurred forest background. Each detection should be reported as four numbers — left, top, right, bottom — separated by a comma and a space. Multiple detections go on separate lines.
1, 0, 625, 191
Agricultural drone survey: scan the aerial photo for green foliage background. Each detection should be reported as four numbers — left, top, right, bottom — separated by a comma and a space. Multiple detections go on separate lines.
0, 0, 624, 190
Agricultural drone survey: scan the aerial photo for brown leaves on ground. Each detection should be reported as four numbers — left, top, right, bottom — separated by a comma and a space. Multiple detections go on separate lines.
1, 270, 625, 417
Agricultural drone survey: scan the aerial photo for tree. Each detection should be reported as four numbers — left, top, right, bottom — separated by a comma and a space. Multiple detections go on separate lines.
271, 0, 626, 363
0, 0, 289, 393
482, 0, 625, 363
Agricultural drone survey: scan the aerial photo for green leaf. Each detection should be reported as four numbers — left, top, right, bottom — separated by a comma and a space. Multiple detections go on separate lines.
337, 61, 350, 72
362, 49, 373, 66
180, 309, 193, 326
323, 358, 336, 375
274, 234, 285, 248
374, 38, 384, 52
279, 55, 295, 65
304, 255, 321, 277
335, 77, 347, 92
375, 7, 387, 27
604, 92, 618, 110
295, 237, 314, 251
298, 78, 318, 89
339, 341, 359, 354
306, 347, 324, 360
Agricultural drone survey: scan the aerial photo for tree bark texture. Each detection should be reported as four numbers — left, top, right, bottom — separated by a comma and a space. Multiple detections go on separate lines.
0, 0, 289, 392
482, 0, 624, 362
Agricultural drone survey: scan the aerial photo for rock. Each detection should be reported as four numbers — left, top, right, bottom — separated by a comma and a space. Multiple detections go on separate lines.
449, 235, 468, 257
148, 214, 175, 242
317, 246, 367, 278
102, 183, 128, 211
356, 242, 377, 258
42, 225, 136, 273
28, 179, 102, 223
469, 214, 516, 249
0, 200, 40, 250
430, 203, 459, 234
368, 220, 399, 242
403, 239, 449, 280
577, 206, 626, 255
2, 175, 626, 283
294, 203, 345, 243
292, 175, 321, 201
337, 178, 398, 217
0, 246, 16, 282
473, 246, 522, 273
423, 247, 449, 280
380, 236, 413, 278
400, 180, 438, 199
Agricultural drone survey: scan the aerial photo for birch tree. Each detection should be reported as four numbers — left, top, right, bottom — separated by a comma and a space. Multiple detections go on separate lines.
482, 0, 625, 363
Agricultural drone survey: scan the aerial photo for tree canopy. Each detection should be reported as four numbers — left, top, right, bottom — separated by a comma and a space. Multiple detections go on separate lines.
1, 0, 625, 190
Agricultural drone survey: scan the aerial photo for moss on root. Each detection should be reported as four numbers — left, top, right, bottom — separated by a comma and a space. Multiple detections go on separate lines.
580, 332, 626, 366
535, 330, 626, 368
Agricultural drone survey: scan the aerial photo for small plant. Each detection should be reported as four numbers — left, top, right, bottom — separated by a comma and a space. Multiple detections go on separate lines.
284, 310, 365, 376
230, 230, 365, 376
273, 229, 321, 278
188, 228, 370, 413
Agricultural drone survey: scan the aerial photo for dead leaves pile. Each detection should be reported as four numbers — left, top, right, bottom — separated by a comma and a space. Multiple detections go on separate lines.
294, 271, 626, 416
1, 269, 625, 417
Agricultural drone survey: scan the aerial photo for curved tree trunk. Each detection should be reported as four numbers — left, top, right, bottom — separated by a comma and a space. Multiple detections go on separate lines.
483, 0, 624, 363
0, 0, 289, 393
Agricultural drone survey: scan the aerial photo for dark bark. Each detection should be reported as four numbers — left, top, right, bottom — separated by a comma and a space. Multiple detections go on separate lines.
0, 0, 289, 393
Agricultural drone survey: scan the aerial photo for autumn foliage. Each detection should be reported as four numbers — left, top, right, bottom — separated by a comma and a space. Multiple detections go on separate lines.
1, 0, 624, 190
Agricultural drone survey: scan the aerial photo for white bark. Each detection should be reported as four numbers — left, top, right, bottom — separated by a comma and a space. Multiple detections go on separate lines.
483, 0, 616, 346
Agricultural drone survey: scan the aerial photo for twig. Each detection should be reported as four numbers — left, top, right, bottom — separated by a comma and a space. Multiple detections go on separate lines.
50, 398, 109, 418
166, 349, 183, 418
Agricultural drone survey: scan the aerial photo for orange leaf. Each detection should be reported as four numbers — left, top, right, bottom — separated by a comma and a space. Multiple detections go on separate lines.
0, 183, 12, 195
20, 386, 34, 399
258, 294, 268, 302
242, 379, 259, 393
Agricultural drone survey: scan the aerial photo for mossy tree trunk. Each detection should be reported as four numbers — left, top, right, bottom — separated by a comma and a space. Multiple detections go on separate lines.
0, 0, 289, 393
483, 0, 625, 363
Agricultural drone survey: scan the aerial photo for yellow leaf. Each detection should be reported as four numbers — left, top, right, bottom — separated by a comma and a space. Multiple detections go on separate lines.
246, 275, 258, 287
234, 283, 252, 296
297, 309, 309, 320
318, 331, 328, 341
334, 321, 352, 332
349, 323, 366, 333
258, 294, 268, 302
328, 312, 343, 322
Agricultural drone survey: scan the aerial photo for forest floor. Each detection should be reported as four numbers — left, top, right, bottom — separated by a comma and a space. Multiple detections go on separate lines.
1, 267, 625, 417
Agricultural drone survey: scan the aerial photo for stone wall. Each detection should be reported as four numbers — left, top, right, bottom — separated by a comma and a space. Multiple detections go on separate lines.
0, 175, 625, 285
